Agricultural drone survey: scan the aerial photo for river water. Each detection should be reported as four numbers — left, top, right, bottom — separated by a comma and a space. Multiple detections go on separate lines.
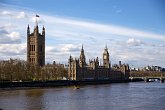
0, 82, 165, 110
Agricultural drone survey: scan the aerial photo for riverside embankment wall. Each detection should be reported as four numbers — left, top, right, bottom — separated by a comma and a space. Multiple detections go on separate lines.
0, 79, 130, 89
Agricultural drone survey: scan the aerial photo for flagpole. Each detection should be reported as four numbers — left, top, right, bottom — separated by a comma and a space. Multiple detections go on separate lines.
36, 15, 37, 26
35, 14, 40, 26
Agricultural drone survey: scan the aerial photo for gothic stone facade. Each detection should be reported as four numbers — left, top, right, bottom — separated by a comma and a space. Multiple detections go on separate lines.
68, 45, 130, 81
27, 24, 45, 66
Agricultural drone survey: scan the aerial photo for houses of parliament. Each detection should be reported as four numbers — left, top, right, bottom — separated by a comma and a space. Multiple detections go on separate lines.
68, 45, 130, 80
27, 23, 130, 81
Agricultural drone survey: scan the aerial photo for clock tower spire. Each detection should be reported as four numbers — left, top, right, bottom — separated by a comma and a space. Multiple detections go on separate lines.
79, 44, 86, 67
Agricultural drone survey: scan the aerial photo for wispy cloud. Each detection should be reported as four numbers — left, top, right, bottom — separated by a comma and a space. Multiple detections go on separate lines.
126, 38, 145, 46
16, 11, 28, 19
0, 25, 21, 44
1, 10, 12, 16
0, 4, 165, 67
0, 43, 26, 55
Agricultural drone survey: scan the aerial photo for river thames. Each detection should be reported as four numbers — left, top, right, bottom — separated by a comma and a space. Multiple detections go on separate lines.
0, 82, 165, 110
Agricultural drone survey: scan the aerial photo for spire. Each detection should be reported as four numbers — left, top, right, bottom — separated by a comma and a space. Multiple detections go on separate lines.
79, 44, 86, 67
27, 24, 30, 34
80, 44, 85, 55
42, 25, 45, 30
104, 44, 108, 54
42, 25, 45, 36
27, 24, 30, 29
81, 44, 84, 51
96, 56, 99, 61
105, 43, 108, 50
80, 44, 84, 54
69, 54, 72, 58
69, 54, 72, 61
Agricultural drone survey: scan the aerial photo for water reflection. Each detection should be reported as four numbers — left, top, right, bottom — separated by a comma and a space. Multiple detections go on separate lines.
0, 82, 165, 110
24, 89, 45, 110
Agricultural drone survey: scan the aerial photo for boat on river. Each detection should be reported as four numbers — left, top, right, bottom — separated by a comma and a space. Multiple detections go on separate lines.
74, 86, 80, 90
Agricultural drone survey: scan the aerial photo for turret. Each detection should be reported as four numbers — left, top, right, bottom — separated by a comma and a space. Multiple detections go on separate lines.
68, 55, 73, 63
27, 24, 30, 35
119, 61, 122, 67
96, 57, 99, 67
42, 25, 45, 36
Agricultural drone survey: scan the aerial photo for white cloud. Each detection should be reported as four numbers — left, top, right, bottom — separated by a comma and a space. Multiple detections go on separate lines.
45, 44, 80, 63
8, 31, 20, 41
42, 15, 165, 42
2, 23, 14, 30
16, 11, 28, 19
61, 44, 80, 52
126, 38, 145, 46
0, 32, 21, 44
1, 11, 12, 16
0, 25, 21, 44
109, 46, 165, 67
0, 44, 26, 56
46, 44, 80, 55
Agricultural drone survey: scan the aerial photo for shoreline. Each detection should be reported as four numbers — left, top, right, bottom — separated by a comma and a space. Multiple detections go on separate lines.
0, 79, 142, 90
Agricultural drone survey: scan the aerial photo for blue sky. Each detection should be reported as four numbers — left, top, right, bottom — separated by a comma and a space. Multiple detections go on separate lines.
0, 0, 165, 68
3, 0, 165, 33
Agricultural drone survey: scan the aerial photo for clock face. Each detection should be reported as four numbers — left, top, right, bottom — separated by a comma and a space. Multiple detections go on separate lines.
104, 55, 107, 59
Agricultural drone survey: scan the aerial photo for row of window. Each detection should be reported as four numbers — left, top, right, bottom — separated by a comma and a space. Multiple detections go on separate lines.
70, 73, 75, 78
30, 45, 35, 51
30, 58, 35, 62
29, 45, 43, 52
70, 69, 76, 73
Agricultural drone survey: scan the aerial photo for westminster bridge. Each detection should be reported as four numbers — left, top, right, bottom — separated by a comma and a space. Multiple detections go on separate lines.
129, 70, 165, 83
129, 76, 165, 83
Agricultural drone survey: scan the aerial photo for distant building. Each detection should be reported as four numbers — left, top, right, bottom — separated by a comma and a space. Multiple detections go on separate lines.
141, 65, 163, 72
68, 45, 130, 81
27, 23, 45, 66
151, 66, 162, 72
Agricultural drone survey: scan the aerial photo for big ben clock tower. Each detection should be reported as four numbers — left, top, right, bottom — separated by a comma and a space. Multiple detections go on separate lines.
103, 45, 110, 68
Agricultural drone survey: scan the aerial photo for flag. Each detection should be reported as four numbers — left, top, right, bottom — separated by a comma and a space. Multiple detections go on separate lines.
36, 14, 39, 17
